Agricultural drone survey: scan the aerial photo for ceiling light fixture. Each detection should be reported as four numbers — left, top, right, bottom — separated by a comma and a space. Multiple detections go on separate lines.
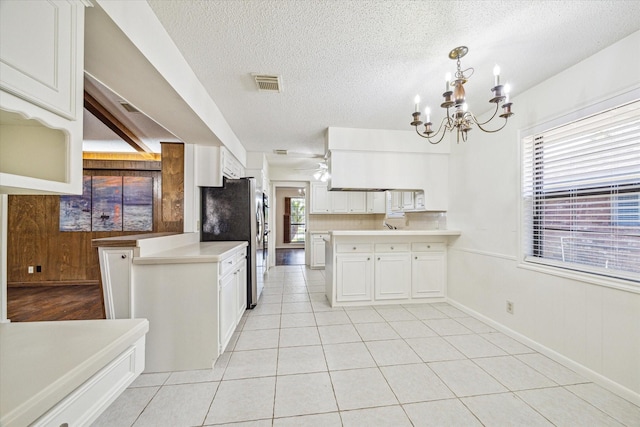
313, 162, 330, 182
410, 46, 514, 144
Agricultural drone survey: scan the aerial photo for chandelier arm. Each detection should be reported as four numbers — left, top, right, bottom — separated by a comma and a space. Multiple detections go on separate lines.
428, 116, 454, 144
413, 117, 450, 145
474, 117, 510, 133
469, 103, 500, 126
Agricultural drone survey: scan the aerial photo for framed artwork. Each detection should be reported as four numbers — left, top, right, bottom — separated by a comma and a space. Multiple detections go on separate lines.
59, 176, 92, 231
59, 175, 154, 232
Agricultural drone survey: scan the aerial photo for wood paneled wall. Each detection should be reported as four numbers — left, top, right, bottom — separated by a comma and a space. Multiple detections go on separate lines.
6, 143, 184, 286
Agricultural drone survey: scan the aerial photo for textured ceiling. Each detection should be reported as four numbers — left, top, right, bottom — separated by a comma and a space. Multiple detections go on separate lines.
142, 0, 639, 166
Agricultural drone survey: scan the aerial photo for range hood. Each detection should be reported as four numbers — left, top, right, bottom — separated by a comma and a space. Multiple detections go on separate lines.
325, 127, 450, 210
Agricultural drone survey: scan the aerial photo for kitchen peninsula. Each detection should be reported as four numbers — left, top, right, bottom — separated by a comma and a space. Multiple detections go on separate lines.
93, 233, 248, 372
325, 230, 461, 307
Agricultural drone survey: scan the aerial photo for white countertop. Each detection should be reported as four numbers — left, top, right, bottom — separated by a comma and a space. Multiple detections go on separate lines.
0, 319, 149, 427
329, 229, 461, 236
132, 241, 248, 265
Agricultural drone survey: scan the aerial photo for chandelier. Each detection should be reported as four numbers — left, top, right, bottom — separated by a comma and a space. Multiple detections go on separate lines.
410, 46, 514, 143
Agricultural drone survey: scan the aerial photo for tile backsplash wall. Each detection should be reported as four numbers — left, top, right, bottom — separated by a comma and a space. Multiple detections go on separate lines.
308, 212, 447, 231
308, 214, 382, 231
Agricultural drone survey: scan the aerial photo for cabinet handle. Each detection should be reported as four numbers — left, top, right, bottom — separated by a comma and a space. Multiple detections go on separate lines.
353, 247, 357, 250
367, 257, 370, 261
391, 246, 394, 250
427, 245, 431, 248
377, 257, 380, 261
415, 256, 418, 260
121, 254, 127, 259
227, 260, 233, 264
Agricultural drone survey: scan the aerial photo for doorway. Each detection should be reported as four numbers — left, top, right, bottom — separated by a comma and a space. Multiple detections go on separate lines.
274, 185, 307, 265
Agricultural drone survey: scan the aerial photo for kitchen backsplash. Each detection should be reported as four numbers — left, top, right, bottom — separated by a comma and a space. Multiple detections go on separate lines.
308, 212, 447, 231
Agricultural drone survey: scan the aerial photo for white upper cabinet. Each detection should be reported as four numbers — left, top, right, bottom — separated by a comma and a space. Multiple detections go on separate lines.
310, 182, 331, 213
0, 0, 87, 194
0, 0, 84, 120
310, 183, 374, 214
196, 145, 245, 187
331, 191, 348, 213
366, 192, 386, 213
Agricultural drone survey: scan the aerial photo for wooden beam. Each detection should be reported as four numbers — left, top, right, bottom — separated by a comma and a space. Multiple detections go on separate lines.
84, 91, 154, 154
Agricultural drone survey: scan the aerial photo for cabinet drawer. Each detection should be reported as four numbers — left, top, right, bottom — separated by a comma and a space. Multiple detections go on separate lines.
33, 337, 146, 427
374, 243, 410, 252
336, 243, 373, 253
312, 233, 328, 241
411, 242, 446, 252
235, 248, 247, 261
219, 256, 237, 276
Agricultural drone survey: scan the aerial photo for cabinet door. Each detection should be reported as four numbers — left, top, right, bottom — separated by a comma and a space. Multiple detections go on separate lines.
390, 192, 402, 211
236, 259, 247, 323
336, 254, 373, 302
348, 192, 367, 213
401, 192, 415, 210
0, 0, 82, 120
375, 254, 411, 300
331, 192, 348, 213
411, 253, 446, 298
219, 272, 237, 353
414, 191, 426, 210
366, 192, 386, 213
310, 183, 330, 213
100, 248, 133, 319
311, 235, 327, 267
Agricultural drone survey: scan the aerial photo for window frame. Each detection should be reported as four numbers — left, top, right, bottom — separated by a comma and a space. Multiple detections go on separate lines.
518, 93, 640, 293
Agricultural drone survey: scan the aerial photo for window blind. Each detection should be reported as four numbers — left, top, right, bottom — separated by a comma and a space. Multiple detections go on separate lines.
522, 100, 640, 283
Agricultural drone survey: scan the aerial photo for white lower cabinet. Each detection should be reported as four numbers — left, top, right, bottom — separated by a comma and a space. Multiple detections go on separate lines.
411, 252, 445, 298
218, 270, 237, 354
98, 248, 134, 319
310, 232, 329, 268
375, 253, 411, 300
411, 242, 446, 298
336, 253, 373, 302
329, 238, 448, 306
130, 243, 248, 372
218, 249, 247, 354
33, 337, 146, 427
236, 258, 247, 324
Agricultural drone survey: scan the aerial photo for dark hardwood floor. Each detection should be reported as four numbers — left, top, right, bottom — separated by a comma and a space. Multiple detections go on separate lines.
275, 248, 305, 265
7, 285, 105, 322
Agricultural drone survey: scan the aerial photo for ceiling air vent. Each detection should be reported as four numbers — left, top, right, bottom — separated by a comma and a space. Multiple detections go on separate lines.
273, 149, 288, 155
253, 74, 282, 93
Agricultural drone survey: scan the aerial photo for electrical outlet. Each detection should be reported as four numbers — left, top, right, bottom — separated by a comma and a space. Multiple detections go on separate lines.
28, 266, 34, 274
36, 265, 42, 273
506, 300, 514, 314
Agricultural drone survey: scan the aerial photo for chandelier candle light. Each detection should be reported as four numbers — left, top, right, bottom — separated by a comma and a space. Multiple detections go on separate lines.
410, 46, 514, 143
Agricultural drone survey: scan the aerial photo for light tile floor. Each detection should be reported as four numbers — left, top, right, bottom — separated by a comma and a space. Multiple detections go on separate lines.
94, 265, 640, 426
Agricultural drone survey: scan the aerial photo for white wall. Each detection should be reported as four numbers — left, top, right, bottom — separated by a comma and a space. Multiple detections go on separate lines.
447, 31, 640, 403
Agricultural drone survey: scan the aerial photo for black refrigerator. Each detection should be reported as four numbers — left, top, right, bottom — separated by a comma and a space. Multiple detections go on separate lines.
201, 177, 261, 308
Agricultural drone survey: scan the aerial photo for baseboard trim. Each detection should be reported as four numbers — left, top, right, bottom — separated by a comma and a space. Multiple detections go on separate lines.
446, 298, 640, 406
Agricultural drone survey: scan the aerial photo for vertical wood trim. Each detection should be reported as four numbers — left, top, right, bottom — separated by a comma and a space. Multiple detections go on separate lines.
161, 143, 184, 222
